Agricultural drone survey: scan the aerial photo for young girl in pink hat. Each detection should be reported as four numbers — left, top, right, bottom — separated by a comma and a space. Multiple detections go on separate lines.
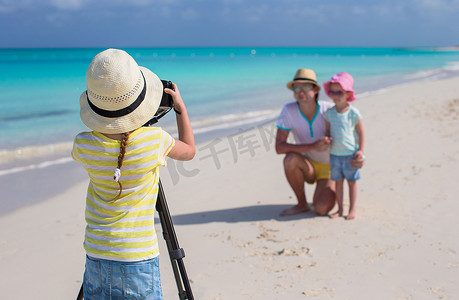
323, 72, 365, 220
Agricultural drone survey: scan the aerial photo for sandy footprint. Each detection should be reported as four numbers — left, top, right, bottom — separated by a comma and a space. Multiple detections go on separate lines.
276, 246, 310, 256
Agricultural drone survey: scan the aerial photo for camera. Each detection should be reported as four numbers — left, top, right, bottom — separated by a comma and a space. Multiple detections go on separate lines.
157, 80, 174, 116
144, 80, 174, 126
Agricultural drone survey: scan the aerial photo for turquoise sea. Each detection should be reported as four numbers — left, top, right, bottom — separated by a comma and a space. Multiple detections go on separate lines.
1, 47, 459, 164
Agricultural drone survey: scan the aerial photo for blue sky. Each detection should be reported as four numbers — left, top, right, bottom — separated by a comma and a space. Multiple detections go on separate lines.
1, 0, 458, 48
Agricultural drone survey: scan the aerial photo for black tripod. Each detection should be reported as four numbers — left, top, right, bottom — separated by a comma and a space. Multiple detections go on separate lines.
77, 179, 194, 300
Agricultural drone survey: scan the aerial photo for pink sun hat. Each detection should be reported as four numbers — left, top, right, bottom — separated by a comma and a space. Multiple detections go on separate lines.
323, 72, 356, 102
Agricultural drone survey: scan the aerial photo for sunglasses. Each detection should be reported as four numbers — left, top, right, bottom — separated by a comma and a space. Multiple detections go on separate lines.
328, 90, 345, 97
293, 84, 314, 94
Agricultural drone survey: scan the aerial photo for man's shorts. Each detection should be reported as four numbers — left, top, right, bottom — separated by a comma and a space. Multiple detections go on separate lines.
306, 158, 331, 184
330, 154, 361, 182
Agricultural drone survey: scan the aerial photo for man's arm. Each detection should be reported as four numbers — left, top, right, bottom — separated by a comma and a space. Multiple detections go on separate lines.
325, 121, 330, 138
275, 128, 331, 155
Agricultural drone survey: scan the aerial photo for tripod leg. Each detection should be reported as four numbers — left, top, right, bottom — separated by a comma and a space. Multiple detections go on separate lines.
76, 283, 84, 300
157, 205, 186, 299
156, 179, 194, 300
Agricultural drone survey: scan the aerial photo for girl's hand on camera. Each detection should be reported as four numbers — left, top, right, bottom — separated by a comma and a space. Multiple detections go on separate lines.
164, 82, 185, 112
164, 82, 195, 160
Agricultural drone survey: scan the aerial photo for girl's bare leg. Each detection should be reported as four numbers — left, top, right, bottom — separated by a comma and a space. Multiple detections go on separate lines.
347, 181, 357, 220
330, 179, 344, 218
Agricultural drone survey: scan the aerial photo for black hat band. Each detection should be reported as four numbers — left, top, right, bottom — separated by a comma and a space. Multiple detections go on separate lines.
293, 77, 317, 84
86, 72, 147, 118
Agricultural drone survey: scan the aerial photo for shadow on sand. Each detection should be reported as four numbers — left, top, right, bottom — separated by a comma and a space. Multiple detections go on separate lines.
166, 204, 325, 225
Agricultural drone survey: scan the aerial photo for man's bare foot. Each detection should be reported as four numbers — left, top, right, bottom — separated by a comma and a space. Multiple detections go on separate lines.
346, 210, 356, 220
280, 204, 311, 216
329, 211, 343, 218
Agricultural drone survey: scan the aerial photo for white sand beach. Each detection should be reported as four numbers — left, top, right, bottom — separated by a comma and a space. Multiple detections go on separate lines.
0, 76, 458, 299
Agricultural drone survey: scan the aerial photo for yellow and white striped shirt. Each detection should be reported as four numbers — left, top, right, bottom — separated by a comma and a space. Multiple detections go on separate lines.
72, 127, 175, 261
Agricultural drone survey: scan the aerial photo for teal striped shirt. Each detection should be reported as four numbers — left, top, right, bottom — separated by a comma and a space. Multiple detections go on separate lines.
324, 105, 362, 156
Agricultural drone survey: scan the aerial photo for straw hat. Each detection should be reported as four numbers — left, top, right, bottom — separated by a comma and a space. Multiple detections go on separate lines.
286, 68, 321, 91
79, 49, 163, 134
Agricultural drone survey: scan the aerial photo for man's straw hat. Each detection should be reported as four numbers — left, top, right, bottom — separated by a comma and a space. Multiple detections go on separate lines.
286, 68, 321, 91
79, 49, 163, 134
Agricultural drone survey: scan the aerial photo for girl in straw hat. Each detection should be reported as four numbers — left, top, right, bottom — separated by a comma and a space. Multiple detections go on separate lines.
72, 49, 195, 299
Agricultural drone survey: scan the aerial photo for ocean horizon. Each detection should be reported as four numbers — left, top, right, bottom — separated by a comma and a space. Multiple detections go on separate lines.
1, 46, 459, 172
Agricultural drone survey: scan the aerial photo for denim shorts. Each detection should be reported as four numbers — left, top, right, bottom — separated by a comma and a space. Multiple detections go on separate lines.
330, 154, 360, 182
84, 255, 163, 300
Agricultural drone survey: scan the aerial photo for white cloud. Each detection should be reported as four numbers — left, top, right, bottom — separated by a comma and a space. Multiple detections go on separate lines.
282, 5, 338, 23
0, 0, 87, 12
48, 0, 89, 10
125, 0, 179, 6
0, 5, 13, 13
0, 0, 180, 13
243, 4, 270, 23
417, 0, 459, 11
352, 6, 367, 15
181, 7, 200, 20
45, 12, 70, 26
0, 0, 24, 12
160, 6, 172, 18
419, 0, 445, 8
221, 0, 243, 4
